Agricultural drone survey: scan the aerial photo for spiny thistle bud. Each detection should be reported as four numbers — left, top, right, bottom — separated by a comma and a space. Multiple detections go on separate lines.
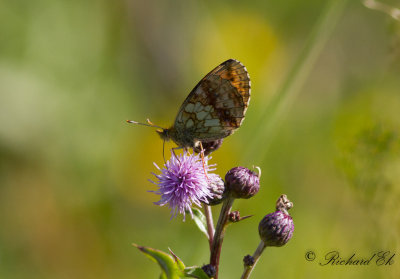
225, 166, 260, 199
206, 174, 226, 205
243, 255, 255, 267
229, 211, 240, 222
258, 195, 294, 247
194, 139, 223, 156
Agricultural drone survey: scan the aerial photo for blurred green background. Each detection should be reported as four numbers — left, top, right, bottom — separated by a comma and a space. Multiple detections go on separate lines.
1, 0, 399, 278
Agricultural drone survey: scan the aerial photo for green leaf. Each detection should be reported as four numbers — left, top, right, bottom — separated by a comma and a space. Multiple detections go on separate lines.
168, 248, 186, 270
184, 266, 210, 279
191, 208, 209, 239
133, 243, 184, 279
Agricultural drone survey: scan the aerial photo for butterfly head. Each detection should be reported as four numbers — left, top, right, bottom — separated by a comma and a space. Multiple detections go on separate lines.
156, 128, 171, 142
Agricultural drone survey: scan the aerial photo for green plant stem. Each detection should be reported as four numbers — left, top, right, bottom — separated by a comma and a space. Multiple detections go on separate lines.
210, 196, 235, 279
240, 241, 267, 279
202, 204, 215, 250
245, 0, 347, 164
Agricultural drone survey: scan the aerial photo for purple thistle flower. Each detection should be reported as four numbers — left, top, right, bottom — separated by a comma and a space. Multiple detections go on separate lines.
150, 151, 215, 220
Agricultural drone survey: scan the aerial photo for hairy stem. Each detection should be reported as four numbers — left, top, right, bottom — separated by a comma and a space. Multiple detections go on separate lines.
202, 204, 215, 250
210, 197, 235, 279
240, 241, 267, 279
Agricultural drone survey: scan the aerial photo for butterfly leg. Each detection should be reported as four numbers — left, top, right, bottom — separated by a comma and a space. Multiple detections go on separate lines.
198, 141, 209, 180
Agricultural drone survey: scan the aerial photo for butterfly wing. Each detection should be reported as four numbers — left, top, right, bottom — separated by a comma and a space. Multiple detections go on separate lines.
173, 59, 251, 142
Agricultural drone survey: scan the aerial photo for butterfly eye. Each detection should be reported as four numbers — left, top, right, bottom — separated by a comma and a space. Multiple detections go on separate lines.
156, 129, 170, 141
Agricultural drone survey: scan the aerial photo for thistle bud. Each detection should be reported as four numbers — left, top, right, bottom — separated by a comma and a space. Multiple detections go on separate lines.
229, 211, 240, 222
225, 166, 260, 199
206, 174, 225, 205
201, 264, 216, 278
243, 255, 255, 267
258, 195, 294, 247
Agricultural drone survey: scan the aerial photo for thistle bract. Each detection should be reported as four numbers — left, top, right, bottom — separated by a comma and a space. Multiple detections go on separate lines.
206, 174, 225, 205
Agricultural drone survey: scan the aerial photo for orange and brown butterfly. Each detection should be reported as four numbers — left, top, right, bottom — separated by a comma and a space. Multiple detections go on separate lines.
127, 59, 251, 156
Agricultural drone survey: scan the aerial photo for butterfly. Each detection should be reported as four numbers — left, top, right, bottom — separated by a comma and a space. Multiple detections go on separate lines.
128, 59, 251, 157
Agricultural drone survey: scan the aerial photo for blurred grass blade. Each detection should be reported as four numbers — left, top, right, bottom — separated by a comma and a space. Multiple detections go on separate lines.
133, 243, 184, 279
363, 0, 400, 21
245, 0, 348, 164
191, 207, 209, 239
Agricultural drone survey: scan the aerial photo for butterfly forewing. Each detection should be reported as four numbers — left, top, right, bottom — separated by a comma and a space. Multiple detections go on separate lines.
173, 59, 251, 142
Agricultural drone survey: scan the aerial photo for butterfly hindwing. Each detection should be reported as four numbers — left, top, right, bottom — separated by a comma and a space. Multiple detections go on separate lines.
173, 59, 251, 141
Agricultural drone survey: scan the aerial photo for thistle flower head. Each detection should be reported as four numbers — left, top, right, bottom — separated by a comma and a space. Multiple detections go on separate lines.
150, 151, 215, 220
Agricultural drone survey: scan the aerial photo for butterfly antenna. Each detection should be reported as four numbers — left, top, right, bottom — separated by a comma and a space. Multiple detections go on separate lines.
126, 119, 164, 130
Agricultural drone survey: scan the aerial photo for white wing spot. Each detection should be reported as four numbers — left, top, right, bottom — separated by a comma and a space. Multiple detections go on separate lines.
204, 119, 220, 127
196, 121, 204, 128
194, 102, 204, 112
185, 103, 195, 113
196, 111, 208, 120
186, 119, 194, 128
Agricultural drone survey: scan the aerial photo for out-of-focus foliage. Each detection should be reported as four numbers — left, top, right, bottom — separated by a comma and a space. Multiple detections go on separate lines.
1, 0, 399, 278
